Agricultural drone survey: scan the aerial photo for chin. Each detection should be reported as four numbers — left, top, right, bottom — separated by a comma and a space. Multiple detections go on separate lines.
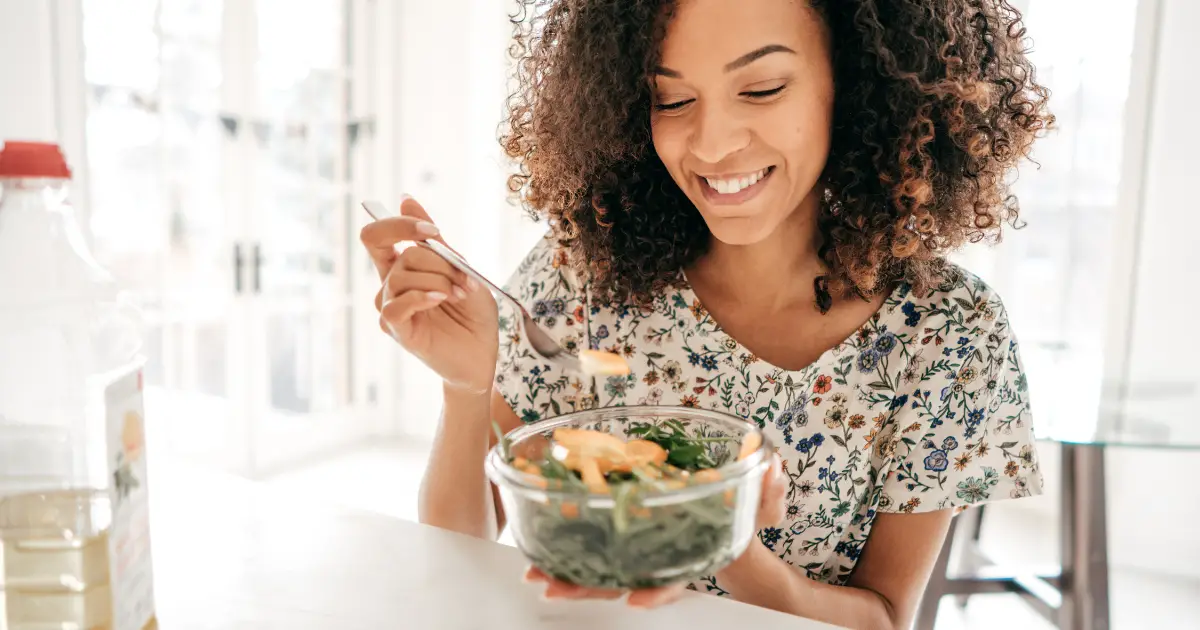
700, 212, 781, 246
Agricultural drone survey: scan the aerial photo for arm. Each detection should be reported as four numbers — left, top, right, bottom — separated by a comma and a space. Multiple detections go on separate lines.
715, 510, 953, 630
417, 387, 524, 540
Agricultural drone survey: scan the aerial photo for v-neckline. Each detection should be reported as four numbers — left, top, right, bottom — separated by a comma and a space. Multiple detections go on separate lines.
674, 272, 907, 374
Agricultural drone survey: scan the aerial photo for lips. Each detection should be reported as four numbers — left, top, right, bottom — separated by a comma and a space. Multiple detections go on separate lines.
696, 166, 775, 207
701, 166, 772, 195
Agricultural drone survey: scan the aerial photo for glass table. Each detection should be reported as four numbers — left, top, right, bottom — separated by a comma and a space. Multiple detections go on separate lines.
916, 376, 1200, 630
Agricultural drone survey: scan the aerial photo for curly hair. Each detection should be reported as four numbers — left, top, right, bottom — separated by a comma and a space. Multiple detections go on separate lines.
501, 0, 1054, 310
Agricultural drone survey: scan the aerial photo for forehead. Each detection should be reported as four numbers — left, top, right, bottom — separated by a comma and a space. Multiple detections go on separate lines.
659, 0, 823, 67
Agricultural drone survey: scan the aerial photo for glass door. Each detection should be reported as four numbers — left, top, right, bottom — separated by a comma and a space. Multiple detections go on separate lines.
81, 0, 254, 473
79, 0, 387, 477
239, 0, 375, 473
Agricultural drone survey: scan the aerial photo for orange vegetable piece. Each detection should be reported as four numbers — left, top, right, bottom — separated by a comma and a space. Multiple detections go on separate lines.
560, 502, 580, 519
512, 456, 530, 469
691, 469, 723, 484
578, 349, 631, 375
611, 439, 668, 472
737, 432, 763, 461
579, 457, 610, 494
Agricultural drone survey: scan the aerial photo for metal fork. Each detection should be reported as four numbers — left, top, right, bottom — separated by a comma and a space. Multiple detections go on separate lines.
417, 239, 583, 374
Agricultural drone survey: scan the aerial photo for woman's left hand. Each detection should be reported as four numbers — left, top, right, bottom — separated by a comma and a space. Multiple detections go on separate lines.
525, 452, 787, 608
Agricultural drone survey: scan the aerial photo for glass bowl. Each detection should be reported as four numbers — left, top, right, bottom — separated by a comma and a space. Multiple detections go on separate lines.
484, 406, 771, 589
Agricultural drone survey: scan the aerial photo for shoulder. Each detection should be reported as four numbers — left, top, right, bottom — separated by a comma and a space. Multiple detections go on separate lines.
897, 262, 1015, 346
504, 232, 586, 303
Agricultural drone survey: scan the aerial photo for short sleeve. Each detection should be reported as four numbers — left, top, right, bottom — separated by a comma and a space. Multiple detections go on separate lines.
879, 297, 1043, 514
494, 235, 593, 424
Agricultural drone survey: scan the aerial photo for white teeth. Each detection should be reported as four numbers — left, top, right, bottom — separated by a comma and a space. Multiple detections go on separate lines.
704, 167, 770, 195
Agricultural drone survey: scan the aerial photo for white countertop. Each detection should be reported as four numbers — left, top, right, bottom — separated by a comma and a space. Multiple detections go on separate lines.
149, 463, 842, 629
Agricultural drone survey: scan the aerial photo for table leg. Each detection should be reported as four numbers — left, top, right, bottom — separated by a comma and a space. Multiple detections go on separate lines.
1058, 443, 1110, 630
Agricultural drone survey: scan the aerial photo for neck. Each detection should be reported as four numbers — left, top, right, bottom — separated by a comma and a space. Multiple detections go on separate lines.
690, 192, 825, 311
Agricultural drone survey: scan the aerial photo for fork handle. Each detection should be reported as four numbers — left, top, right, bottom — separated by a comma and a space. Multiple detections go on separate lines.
417, 239, 527, 314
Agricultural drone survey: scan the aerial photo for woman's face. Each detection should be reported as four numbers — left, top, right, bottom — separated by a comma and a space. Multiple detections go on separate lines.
650, 0, 835, 246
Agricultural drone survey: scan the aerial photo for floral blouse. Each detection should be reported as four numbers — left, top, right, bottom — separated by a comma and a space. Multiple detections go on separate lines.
495, 235, 1043, 593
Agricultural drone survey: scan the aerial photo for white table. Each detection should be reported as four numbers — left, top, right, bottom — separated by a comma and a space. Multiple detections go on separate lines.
148, 463, 841, 630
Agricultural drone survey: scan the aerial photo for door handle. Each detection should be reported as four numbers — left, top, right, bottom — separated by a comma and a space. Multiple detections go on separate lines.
233, 243, 245, 294
252, 243, 263, 294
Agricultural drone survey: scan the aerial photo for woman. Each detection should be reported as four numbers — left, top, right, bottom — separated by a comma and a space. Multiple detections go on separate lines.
361, 0, 1052, 627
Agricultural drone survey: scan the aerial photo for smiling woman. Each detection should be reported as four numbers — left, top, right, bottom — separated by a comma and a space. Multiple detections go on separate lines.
376, 1, 1054, 629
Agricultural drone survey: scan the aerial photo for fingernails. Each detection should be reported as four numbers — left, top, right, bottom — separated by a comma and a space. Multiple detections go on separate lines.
453, 286, 468, 301
466, 277, 480, 291
415, 221, 439, 237
426, 291, 448, 302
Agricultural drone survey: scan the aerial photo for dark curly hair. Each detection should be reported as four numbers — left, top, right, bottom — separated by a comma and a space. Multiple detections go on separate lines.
501, 0, 1054, 310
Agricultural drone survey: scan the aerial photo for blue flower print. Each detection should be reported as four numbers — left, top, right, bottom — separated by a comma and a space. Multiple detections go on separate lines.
595, 325, 609, 340
760, 527, 783, 550
548, 298, 566, 316
797, 438, 812, 454
901, 301, 921, 326
942, 436, 959, 451
967, 408, 985, 427
924, 450, 950, 472
811, 433, 825, 448
874, 332, 898, 355
857, 349, 881, 373
890, 394, 909, 410
532, 300, 550, 318
701, 355, 719, 371
775, 409, 794, 431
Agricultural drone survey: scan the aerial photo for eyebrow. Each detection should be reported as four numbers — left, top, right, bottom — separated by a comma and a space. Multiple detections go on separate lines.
654, 44, 797, 78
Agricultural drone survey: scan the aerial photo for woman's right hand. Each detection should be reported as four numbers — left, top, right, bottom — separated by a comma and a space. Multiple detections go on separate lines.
360, 197, 499, 394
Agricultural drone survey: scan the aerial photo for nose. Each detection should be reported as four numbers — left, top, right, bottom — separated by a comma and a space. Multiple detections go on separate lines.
687, 101, 751, 166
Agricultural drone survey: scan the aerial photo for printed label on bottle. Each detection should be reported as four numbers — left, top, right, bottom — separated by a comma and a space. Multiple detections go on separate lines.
105, 367, 157, 630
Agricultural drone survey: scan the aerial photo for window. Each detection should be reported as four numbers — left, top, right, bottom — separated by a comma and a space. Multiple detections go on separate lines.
79, 0, 391, 475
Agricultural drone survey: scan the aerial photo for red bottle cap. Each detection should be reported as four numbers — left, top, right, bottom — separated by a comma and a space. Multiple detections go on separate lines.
0, 141, 72, 179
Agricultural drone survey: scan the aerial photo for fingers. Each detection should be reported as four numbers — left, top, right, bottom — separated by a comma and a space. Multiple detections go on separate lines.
375, 246, 475, 312
757, 453, 788, 529
524, 565, 685, 608
360, 214, 441, 280
525, 567, 623, 600
379, 291, 447, 337
627, 584, 687, 609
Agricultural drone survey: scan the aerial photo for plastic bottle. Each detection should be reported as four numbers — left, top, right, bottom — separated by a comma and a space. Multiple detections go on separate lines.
0, 140, 154, 630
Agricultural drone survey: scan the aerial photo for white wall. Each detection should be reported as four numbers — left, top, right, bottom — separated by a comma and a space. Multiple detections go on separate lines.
0, 0, 57, 140
1104, 0, 1200, 578
0, 0, 89, 214
386, 0, 544, 439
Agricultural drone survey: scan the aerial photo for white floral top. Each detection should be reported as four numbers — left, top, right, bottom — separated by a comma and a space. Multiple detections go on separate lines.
495, 235, 1043, 593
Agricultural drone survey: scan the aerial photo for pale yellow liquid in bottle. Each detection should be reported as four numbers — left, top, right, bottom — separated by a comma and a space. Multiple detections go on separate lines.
0, 489, 155, 630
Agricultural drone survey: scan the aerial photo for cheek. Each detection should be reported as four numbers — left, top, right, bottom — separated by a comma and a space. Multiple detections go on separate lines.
770, 96, 833, 173
651, 119, 688, 170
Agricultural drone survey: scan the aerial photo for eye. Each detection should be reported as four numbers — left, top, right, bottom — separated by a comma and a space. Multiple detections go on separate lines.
742, 85, 786, 100
655, 98, 694, 112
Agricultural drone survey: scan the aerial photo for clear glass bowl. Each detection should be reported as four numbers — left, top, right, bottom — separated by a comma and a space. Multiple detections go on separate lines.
485, 406, 771, 589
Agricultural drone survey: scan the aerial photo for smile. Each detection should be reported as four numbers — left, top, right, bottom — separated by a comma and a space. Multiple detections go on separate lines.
697, 166, 775, 205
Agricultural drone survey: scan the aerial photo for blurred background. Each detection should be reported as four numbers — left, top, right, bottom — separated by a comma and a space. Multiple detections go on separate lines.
0, 0, 1196, 627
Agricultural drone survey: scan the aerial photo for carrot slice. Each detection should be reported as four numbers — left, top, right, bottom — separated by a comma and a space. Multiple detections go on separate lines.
578, 349, 631, 375
737, 432, 763, 461
579, 457, 610, 494
610, 439, 668, 472
691, 469, 723, 484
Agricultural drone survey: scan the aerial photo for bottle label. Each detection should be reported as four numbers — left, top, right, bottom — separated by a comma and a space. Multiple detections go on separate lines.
105, 367, 157, 630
